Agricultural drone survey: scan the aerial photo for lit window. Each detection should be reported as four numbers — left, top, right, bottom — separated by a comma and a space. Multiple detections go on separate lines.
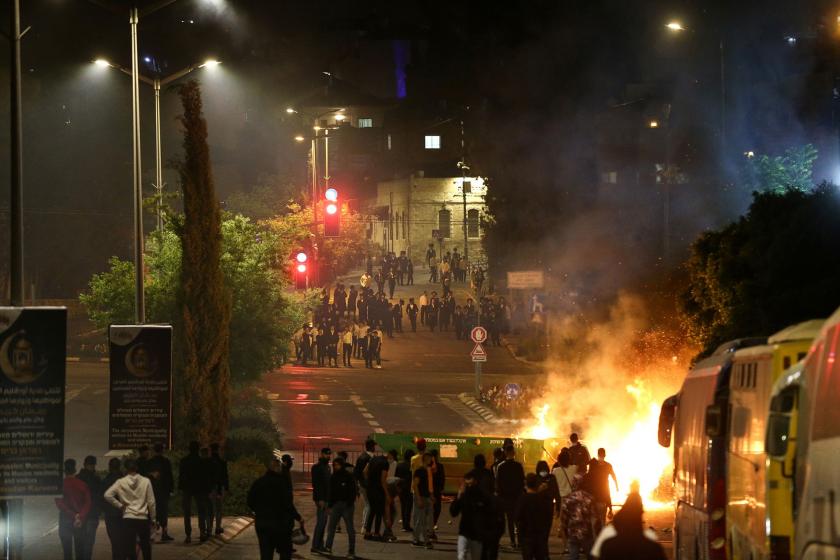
425, 135, 441, 150
438, 209, 451, 237
467, 209, 480, 238
358, 117, 373, 128
387, 134, 392, 150
601, 171, 617, 184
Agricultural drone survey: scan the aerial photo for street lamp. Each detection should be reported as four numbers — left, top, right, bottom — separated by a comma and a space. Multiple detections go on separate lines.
649, 120, 659, 128
665, 21, 685, 32
94, 58, 221, 233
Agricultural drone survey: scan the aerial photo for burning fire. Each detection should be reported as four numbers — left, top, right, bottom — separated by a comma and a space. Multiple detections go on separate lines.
522, 378, 675, 509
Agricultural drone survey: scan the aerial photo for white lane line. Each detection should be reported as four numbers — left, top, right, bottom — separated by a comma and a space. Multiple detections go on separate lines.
374, 428, 386, 434
404, 396, 415, 402
368, 420, 380, 427
357, 407, 369, 412
361, 413, 374, 419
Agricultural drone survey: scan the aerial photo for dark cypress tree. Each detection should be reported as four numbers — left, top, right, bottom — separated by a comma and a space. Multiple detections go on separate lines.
176, 81, 231, 444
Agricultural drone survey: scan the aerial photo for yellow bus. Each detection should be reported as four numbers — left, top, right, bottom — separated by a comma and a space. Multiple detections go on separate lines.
726, 320, 823, 560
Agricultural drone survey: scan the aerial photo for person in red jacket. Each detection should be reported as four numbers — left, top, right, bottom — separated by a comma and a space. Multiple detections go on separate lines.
55, 458, 92, 560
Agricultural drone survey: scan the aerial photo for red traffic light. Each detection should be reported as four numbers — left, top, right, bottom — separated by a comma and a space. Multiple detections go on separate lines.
296, 263, 307, 273
326, 203, 338, 215
296, 252, 308, 263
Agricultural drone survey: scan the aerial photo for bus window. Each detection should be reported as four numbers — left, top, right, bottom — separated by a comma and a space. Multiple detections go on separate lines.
706, 403, 726, 437
658, 395, 678, 447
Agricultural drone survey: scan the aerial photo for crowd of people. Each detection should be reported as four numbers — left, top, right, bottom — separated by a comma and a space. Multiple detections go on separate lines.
478, 384, 541, 418
55, 441, 229, 560
261, 433, 666, 560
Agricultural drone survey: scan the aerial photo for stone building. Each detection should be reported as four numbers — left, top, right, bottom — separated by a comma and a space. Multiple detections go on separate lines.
366, 173, 487, 265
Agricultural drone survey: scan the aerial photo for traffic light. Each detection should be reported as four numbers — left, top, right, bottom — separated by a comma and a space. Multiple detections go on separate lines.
324, 188, 340, 237
294, 252, 308, 289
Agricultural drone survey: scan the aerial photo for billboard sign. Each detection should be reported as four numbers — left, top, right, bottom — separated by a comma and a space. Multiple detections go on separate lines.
506, 270, 545, 290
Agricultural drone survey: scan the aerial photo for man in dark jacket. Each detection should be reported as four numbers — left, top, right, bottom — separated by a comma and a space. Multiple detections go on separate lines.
76, 455, 101, 560
101, 458, 124, 560
209, 443, 230, 535
310, 448, 332, 553
450, 472, 488, 560
179, 441, 212, 543
247, 458, 304, 560
325, 457, 357, 558
516, 473, 554, 560
396, 449, 415, 532
496, 445, 525, 549
147, 443, 175, 542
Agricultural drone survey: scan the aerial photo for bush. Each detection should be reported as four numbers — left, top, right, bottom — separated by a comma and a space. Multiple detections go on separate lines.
225, 428, 278, 462
224, 457, 268, 515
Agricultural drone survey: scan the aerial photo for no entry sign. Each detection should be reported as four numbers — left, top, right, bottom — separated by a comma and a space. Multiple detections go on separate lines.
470, 326, 487, 344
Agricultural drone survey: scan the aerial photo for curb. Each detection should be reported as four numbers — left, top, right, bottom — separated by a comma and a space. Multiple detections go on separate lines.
187, 516, 254, 559
458, 392, 501, 424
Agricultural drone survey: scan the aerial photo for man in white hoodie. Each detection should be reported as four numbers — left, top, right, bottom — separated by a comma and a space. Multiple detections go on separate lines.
105, 458, 156, 559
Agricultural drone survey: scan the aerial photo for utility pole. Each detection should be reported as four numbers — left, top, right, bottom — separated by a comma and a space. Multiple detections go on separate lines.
459, 118, 469, 262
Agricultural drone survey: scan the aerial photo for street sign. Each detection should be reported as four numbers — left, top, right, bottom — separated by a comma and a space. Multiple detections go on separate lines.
0, 307, 66, 497
470, 326, 488, 344
109, 325, 173, 450
471, 343, 487, 362
507, 270, 545, 289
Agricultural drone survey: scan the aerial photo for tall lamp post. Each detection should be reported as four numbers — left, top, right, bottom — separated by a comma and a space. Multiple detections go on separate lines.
94, 58, 221, 231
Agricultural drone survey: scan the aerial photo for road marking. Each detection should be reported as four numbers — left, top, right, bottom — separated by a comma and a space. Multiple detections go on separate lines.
357, 407, 368, 412
374, 428, 386, 434
404, 396, 415, 402
296, 393, 309, 400
368, 420, 380, 427
319, 394, 329, 401
361, 413, 374, 419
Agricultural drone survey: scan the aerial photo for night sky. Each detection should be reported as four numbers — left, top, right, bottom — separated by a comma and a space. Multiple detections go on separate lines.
0, 0, 837, 297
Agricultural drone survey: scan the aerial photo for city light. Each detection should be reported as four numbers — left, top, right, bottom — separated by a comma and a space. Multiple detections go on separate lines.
294, 135, 305, 142
666, 21, 685, 31
325, 188, 338, 201
93, 59, 111, 67
649, 120, 659, 128
286, 107, 296, 114
200, 59, 221, 69
296, 252, 307, 263
326, 202, 338, 215
334, 114, 346, 121
745, 150, 755, 158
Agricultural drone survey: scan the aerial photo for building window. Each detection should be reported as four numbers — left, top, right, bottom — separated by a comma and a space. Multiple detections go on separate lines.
387, 134, 392, 150
358, 117, 373, 128
467, 209, 480, 238
601, 171, 617, 184
438, 209, 451, 238
425, 135, 441, 150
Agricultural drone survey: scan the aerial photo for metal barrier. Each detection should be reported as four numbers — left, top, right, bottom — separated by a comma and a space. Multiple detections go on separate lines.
276, 437, 364, 480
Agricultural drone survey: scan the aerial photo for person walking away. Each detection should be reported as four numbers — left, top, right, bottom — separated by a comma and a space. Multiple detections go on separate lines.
101, 458, 124, 560
496, 445, 525, 549
354, 440, 375, 531
468, 455, 503, 560
247, 458, 303, 560
536, 460, 561, 555
395, 299, 404, 333
383, 449, 400, 541
147, 444, 174, 542
76, 455, 101, 560
179, 441, 212, 543
568, 433, 591, 472
440, 294, 452, 331
363, 449, 389, 541
515, 473, 553, 560
450, 472, 487, 560
310, 448, 332, 553
324, 457, 357, 558
277, 455, 304, 559
56, 459, 91, 560
342, 326, 353, 367
208, 443, 229, 536
590, 492, 665, 560
551, 448, 578, 544
104, 458, 156, 560
589, 449, 619, 536
396, 449, 415, 532
384, 305, 395, 339
407, 298, 419, 332
429, 254, 438, 283
430, 449, 446, 538
411, 452, 435, 549
561, 475, 595, 560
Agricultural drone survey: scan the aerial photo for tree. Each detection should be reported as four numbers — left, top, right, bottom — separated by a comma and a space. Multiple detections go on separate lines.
177, 81, 232, 445
224, 173, 305, 220
678, 184, 840, 356
743, 144, 818, 194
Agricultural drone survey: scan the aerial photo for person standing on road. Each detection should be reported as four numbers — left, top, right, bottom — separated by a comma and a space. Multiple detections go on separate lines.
147, 444, 174, 542
342, 325, 354, 367
450, 471, 487, 560
248, 458, 302, 560
209, 443, 229, 536
589, 449, 619, 535
551, 448, 578, 544
429, 254, 438, 283
396, 449, 415, 532
394, 299, 404, 333
76, 455, 101, 560
56, 458, 91, 560
354, 440, 375, 531
427, 292, 440, 332
430, 449, 446, 538
561, 475, 595, 560
363, 448, 389, 541
384, 449, 400, 542
179, 441, 211, 543
104, 458, 156, 560
568, 433, 591, 472
406, 298, 419, 332
356, 321, 369, 360
590, 492, 666, 560
388, 270, 397, 299
366, 328, 382, 369
407, 257, 414, 285
347, 285, 358, 319
411, 452, 435, 549
496, 445, 525, 549
310, 448, 332, 554
101, 458, 124, 560
515, 473, 553, 560
419, 291, 429, 326
325, 456, 357, 559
